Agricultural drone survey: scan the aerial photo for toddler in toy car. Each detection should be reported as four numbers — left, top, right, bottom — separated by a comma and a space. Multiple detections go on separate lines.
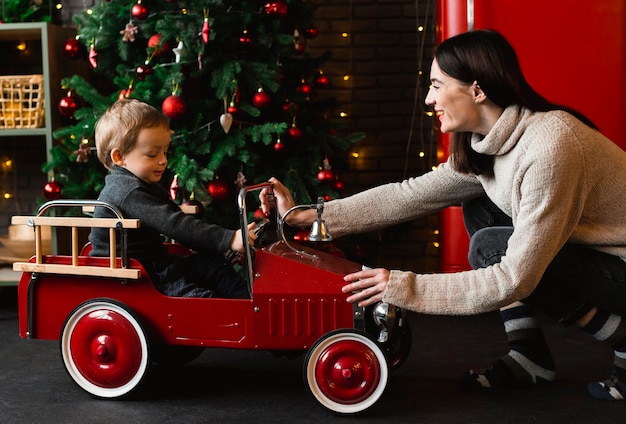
88, 99, 256, 298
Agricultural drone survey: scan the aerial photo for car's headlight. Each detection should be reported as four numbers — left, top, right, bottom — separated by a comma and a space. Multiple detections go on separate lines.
373, 302, 397, 343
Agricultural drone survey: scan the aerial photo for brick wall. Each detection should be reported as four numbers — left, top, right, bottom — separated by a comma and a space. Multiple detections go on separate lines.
58, 0, 441, 273
309, 0, 439, 272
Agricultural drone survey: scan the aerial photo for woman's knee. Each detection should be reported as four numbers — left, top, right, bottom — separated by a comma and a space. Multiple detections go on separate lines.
467, 226, 513, 269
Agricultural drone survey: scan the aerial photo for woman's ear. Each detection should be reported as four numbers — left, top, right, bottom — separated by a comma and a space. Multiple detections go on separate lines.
473, 81, 486, 103
110, 148, 124, 166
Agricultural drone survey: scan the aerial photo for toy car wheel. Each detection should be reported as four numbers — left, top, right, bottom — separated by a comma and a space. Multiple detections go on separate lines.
60, 299, 150, 399
304, 329, 389, 414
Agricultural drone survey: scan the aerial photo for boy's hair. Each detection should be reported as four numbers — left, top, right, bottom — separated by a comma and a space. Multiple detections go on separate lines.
95, 99, 170, 170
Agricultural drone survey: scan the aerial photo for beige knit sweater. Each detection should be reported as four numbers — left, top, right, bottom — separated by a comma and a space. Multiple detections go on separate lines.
323, 106, 626, 315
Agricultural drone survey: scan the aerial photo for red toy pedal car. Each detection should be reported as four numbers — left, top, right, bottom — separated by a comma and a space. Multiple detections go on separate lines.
12, 182, 411, 414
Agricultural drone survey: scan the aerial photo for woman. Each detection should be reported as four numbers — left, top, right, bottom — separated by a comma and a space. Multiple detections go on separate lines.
261, 29, 626, 401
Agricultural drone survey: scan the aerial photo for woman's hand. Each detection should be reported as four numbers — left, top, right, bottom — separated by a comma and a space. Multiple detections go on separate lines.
341, 268, 390, 307
259, 177, 315, 226
260, 177, 293, 217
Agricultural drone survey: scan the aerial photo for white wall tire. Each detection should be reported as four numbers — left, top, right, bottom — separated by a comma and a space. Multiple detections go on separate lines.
304, 329, 389, 414
60, 299, 150, 399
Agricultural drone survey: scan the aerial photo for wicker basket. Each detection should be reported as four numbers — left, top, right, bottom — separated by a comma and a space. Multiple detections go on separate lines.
0, 74, 45, 129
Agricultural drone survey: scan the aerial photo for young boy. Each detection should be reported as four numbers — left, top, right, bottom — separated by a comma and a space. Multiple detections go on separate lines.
89, 99, 255, 298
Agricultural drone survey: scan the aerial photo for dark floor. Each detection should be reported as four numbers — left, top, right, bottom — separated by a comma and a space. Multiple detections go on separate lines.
0, 286, 624, 424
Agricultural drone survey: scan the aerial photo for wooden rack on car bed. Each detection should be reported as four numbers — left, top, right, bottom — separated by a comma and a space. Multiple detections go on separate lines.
11, 200, 141, 279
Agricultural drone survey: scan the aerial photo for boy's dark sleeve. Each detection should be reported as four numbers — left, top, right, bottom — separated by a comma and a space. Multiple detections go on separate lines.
120, 187, 236, 253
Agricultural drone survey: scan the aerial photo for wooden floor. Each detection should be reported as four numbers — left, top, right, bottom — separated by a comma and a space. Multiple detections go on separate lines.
0, 287, 623, 424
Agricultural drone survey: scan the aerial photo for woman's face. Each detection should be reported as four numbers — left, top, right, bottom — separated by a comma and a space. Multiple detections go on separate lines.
425, 59, 483, 134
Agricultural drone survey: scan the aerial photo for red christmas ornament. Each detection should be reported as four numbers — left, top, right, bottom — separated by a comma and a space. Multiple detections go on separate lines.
293, 229, 309, 242
131, 2, 149, 20
253, 208, 266, 220
169, 174, 179, 201
148, 34, 173, 57
274, 138, 284, 152
253, 89, 271, 109
288, 125, 302, 140
282, 101, 298, 114
334, 180, 345, 191
264, 1, 288, 17
201, 18, 210, 43
136, 63, 153, 81
304, 25, 318, 39
239, 30, 252, 44
317, 169, 334, 182
227, 103, 238, 115
43, 180, 62, 200
297, 82, 313, 96
118, 87, 134, 100
63, 38, 82, 59
58, 94, 77, 118
162, 95, 187, 120
294, 42, 306, 54
207, 179, 229, 202
88, 44, 98, 68
315, 73, 330, 89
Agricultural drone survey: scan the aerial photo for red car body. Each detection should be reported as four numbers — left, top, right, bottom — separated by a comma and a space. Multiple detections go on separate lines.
13, 184, 411, 414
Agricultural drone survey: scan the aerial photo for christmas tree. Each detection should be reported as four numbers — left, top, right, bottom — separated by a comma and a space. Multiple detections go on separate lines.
46, 0, 364, 228
2, 0, 54, 23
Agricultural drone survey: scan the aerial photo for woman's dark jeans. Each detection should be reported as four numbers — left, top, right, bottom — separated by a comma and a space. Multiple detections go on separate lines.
463, 195, 626, 325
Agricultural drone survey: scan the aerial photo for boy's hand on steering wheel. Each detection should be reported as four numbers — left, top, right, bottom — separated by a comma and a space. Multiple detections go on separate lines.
230, 222, 257, 253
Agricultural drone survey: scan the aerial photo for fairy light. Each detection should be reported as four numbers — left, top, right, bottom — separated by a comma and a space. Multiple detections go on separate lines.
344, 2, 354, 123
3, 192, 13, 199
16, 41, 27, 51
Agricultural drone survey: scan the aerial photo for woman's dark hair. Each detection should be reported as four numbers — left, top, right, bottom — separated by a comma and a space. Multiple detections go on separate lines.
435, 29, 597, 175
